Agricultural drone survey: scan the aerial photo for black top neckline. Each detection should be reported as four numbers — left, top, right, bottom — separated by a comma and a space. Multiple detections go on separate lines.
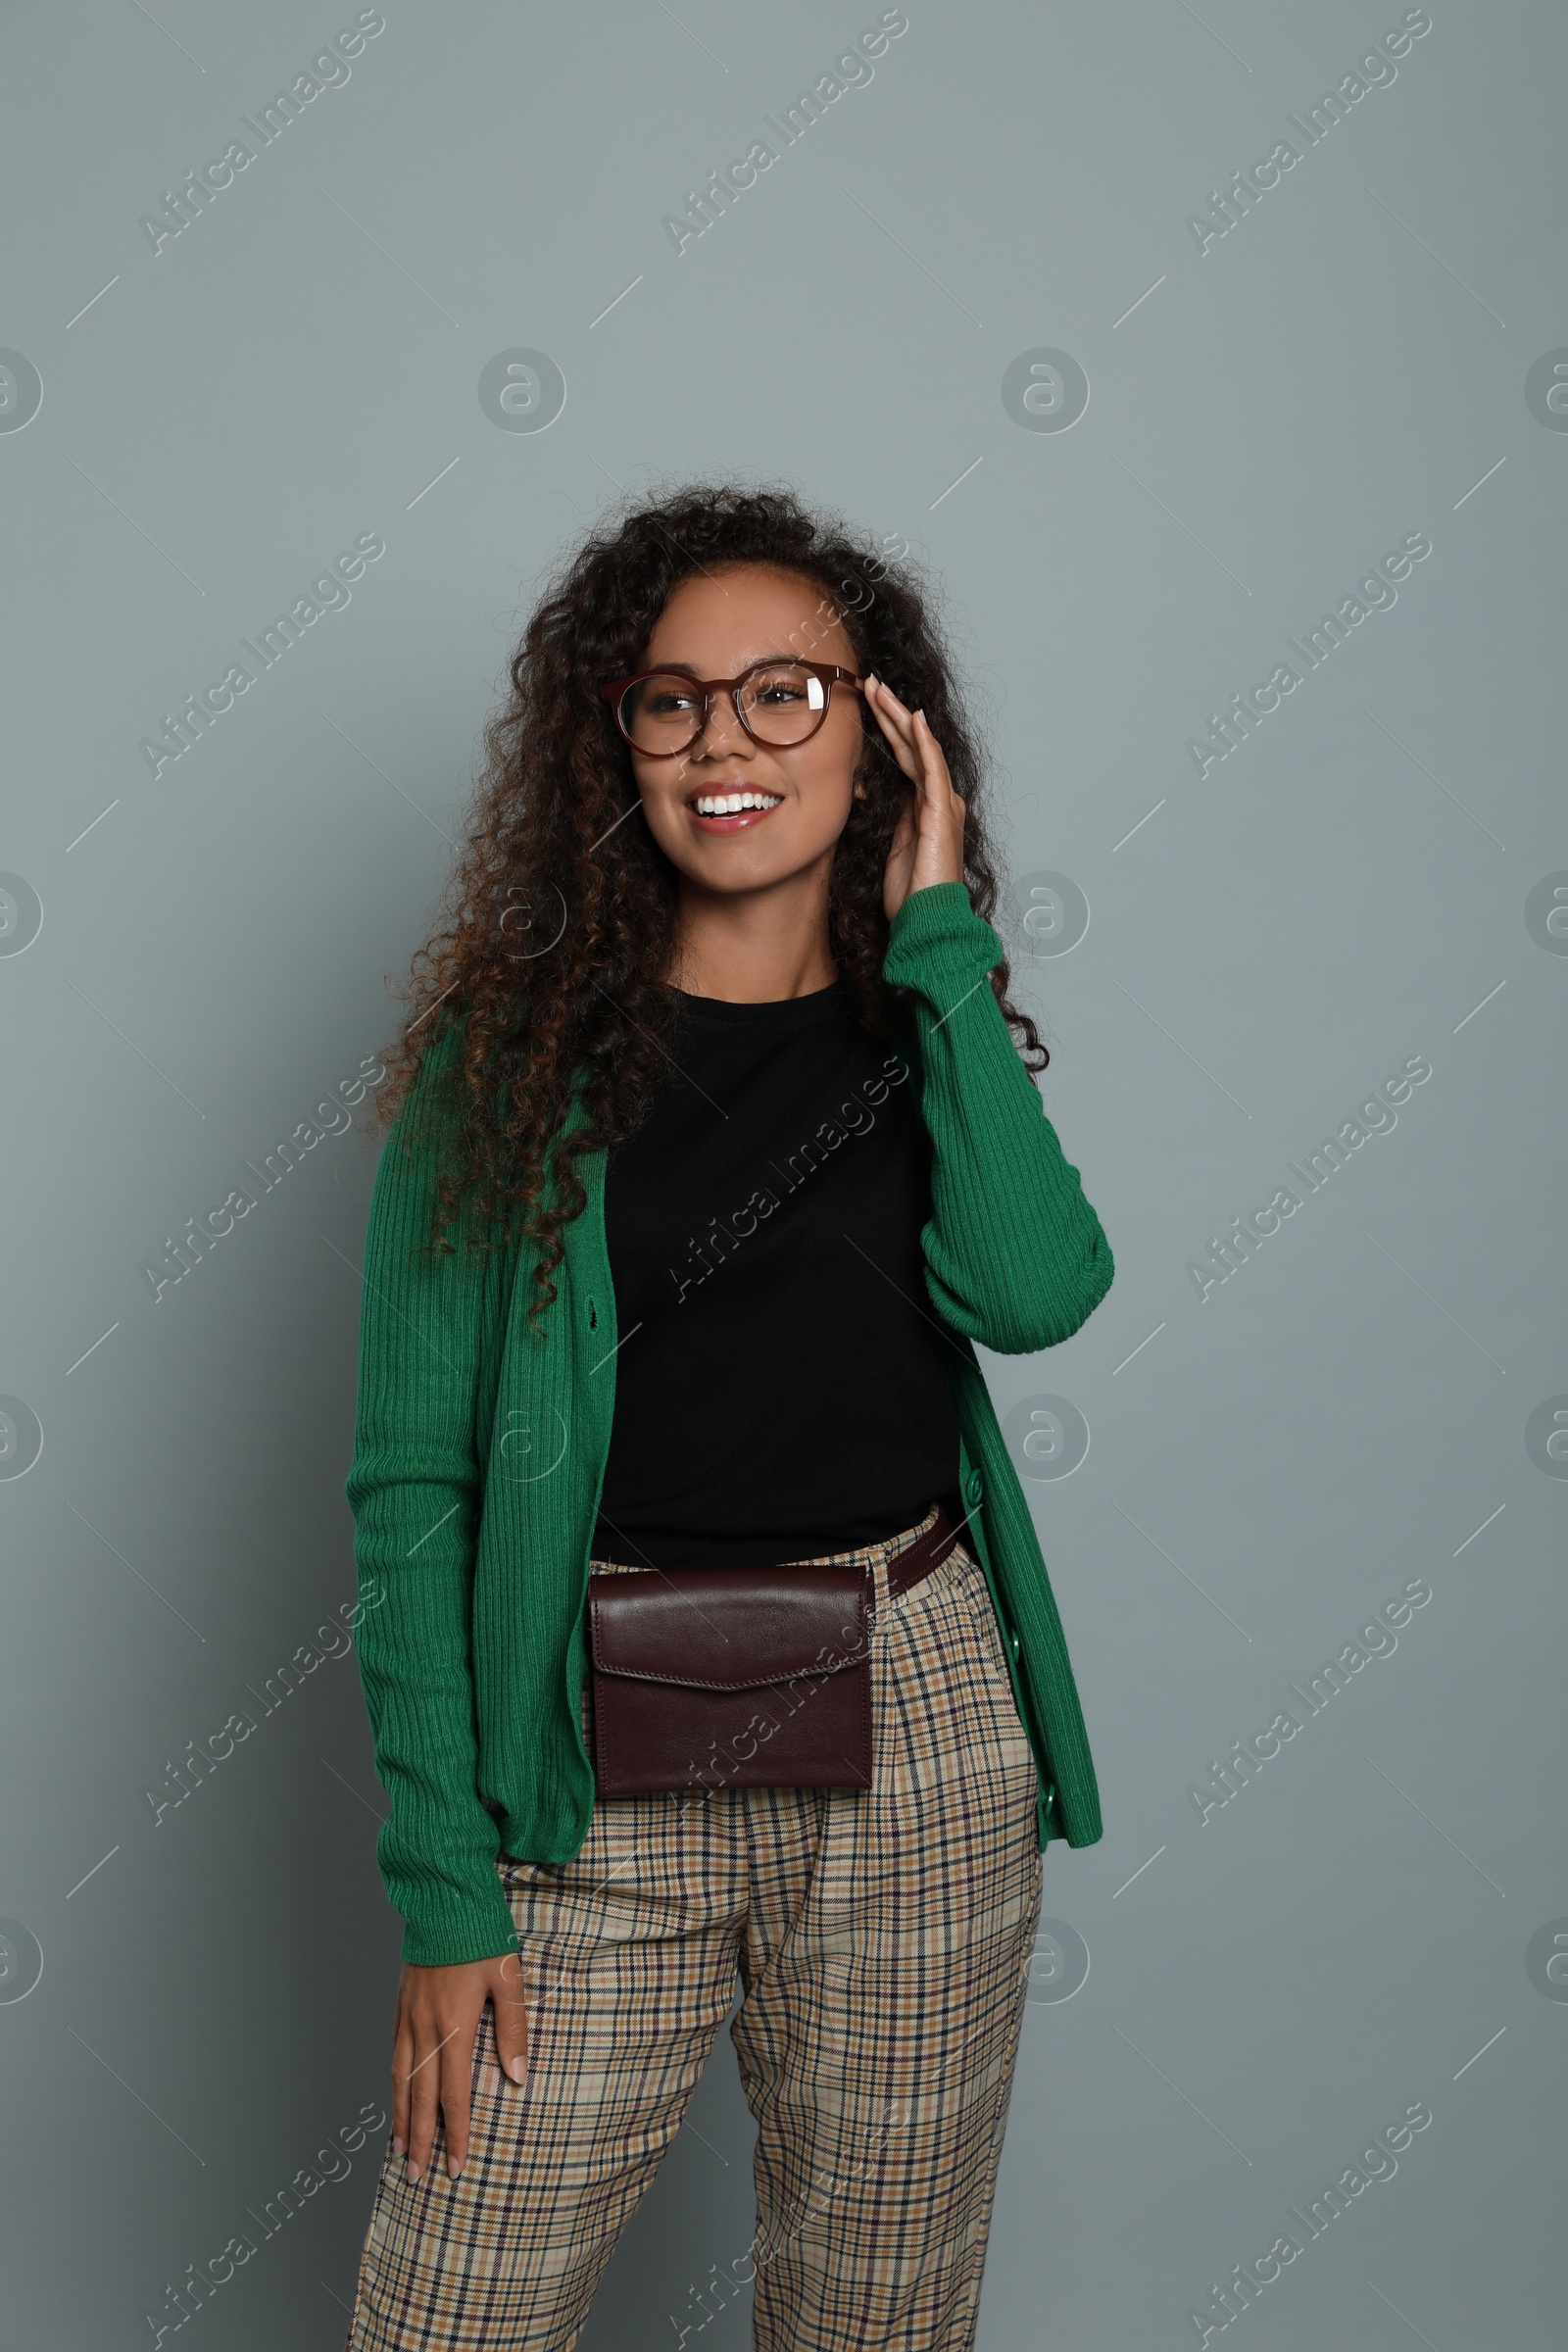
671, 978, 850, 1032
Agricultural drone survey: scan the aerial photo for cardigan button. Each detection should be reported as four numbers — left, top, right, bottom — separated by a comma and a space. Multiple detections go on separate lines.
964, 1469, 984, 1507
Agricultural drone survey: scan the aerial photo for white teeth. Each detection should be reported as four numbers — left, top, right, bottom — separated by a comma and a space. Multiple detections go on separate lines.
693, 790, 781, 816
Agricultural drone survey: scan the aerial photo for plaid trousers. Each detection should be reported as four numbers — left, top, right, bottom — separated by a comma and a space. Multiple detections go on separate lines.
348, 1504, 1045, 2351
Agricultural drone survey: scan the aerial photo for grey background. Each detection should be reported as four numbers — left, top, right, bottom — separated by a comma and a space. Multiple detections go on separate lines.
2, 1, 1562, 2343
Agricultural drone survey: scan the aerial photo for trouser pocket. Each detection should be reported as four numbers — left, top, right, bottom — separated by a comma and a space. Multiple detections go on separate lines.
950, 1544, 1015, 1686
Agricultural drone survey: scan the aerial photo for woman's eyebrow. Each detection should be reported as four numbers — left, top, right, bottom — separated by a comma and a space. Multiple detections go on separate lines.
646, 650, 817, 670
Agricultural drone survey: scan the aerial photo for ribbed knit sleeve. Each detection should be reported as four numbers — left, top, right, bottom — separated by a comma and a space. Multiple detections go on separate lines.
881, 881, 1114, 1353
344, 1022, 520, 1969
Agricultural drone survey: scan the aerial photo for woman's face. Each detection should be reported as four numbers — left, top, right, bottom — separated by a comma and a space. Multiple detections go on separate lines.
624, 564, 866, 900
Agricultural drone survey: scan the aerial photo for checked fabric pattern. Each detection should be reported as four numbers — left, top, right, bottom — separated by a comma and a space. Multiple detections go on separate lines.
348, 1503, 1045, 2351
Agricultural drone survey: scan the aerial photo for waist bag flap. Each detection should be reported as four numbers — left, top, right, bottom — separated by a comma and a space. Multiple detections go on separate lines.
589, 1564, 869, 1691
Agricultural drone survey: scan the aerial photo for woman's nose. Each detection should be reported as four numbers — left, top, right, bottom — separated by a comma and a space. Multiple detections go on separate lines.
687, 692, 754, 760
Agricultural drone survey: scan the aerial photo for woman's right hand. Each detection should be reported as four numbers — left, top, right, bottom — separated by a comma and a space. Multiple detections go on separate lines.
392, 1953, 529, 2181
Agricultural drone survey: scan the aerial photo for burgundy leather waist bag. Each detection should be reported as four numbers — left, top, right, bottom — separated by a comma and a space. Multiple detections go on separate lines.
587, 1499, 962, 1797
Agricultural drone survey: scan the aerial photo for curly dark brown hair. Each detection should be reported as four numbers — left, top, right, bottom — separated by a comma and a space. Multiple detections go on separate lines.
370, 477, 1048, 1333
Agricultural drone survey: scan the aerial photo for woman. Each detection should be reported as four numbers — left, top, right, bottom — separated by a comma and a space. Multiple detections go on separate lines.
343, 480, 1114, 2351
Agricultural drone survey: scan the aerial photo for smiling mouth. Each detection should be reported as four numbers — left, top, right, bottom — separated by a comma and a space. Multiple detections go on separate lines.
686, 787, 784, 829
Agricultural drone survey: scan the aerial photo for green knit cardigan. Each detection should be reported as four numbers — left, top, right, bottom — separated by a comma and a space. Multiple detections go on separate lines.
346, 881, 1115, 1967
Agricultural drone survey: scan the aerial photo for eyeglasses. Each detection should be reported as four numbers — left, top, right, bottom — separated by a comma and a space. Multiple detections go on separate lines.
599, 660, 866, 759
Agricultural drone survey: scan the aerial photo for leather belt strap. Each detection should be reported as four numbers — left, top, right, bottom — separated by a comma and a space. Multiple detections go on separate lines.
880, 1496, 965, 1602
770, 1496, 963, 1600
597, 1498, 966, 1594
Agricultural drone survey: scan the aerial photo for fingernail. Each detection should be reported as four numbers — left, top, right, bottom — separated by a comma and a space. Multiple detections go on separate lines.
392, 2136, 406, 2157
447, 2158, 464, 2180
507, 2057, 529, 2084
407, 2161, 420, 2183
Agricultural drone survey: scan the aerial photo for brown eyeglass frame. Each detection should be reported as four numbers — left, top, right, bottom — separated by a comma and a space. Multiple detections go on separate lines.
599, 660, 867, 758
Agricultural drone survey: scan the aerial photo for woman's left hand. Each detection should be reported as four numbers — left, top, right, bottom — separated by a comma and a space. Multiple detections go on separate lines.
865, 676, 968, 922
